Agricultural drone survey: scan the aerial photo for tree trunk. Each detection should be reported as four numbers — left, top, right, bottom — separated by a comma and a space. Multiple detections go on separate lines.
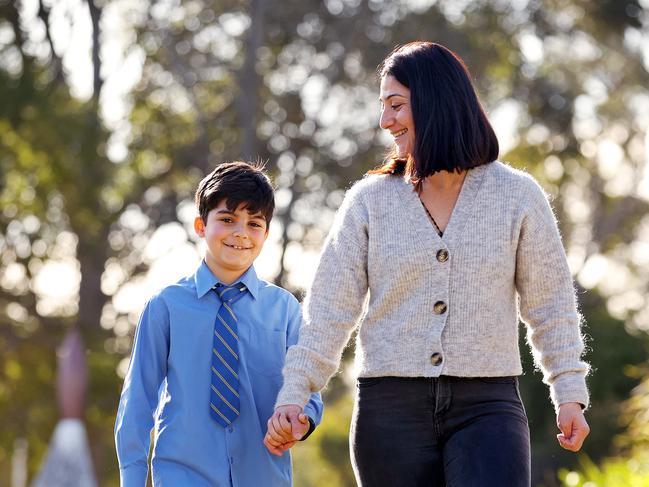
238, 0, 268, 159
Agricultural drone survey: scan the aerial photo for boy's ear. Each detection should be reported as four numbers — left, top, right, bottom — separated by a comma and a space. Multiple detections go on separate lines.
194, 216, 205, 237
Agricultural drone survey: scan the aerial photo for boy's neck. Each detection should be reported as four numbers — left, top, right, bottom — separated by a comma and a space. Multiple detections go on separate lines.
204, 259, 249, 285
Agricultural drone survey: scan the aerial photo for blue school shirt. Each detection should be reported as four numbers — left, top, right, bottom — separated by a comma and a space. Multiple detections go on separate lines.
115, 261, 323, 487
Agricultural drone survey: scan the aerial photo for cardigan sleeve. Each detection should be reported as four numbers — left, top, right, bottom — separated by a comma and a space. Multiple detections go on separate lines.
276, 182, 370, 408
515, 177, 590, 411
285, 295, 324, 428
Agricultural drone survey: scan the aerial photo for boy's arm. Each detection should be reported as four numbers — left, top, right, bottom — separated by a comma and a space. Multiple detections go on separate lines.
114, 294, 170, 486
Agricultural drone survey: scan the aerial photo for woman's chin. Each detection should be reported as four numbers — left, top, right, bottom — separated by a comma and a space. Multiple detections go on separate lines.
395, 148, 410, 159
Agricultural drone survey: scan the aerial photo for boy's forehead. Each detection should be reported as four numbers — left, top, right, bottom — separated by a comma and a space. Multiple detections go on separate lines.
213, 200, 264, 217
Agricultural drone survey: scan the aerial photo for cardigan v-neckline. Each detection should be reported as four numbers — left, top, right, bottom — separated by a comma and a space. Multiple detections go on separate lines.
396, 163, 490, 252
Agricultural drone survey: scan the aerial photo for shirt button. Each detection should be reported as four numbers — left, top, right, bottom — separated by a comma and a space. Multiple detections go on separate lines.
228, 427, 233, 433
433, 301, 447, 314
436, 249, 449, 262
430, 353, 443, 366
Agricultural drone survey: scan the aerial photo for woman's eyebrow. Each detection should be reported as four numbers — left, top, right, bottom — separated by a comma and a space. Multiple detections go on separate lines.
379, 93, 406, 101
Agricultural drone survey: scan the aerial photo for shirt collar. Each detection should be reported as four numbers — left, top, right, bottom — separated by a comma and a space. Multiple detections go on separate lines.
194, 260, 260, 300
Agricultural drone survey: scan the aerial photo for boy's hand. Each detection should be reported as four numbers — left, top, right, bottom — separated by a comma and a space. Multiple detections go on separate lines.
556, 402, 590, 452
263, 404, 309, 456
263, 435, 297, 456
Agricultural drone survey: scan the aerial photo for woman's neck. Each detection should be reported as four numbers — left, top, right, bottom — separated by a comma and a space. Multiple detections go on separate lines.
423, 170, 467, 192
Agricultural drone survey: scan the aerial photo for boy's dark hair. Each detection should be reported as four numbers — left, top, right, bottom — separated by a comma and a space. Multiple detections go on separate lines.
370, 41, 499, 191
195, 161, 275, 225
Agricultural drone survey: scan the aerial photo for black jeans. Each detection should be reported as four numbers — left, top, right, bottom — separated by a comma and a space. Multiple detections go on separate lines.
351, 376, 531, 487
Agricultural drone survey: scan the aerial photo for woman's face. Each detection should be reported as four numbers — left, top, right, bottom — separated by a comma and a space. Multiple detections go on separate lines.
379, 74, 415, 158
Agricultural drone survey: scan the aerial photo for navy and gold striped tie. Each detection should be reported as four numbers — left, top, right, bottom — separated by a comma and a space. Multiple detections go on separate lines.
210, 283, 247, 427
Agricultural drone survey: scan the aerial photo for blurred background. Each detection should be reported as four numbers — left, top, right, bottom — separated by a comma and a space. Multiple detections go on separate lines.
1, 0, 649, 485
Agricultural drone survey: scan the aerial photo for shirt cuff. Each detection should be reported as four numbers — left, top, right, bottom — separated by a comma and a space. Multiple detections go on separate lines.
120, 465, 148, 487
299, 416, 316, 441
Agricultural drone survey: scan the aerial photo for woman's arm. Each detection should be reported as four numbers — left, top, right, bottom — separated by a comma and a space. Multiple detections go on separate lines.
276, 183, 371, 408
515, 177, 590, 409
515, 177, 590, 450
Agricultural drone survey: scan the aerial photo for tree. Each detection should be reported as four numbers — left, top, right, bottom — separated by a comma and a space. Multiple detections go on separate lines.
0, 0, 184, 481
2, 0, 648, 484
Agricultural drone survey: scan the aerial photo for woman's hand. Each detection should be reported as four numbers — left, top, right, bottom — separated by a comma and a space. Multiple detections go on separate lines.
556, 402, 590, 451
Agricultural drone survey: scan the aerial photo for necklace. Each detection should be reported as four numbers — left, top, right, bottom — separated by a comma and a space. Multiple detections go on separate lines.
420, 200, 443, 237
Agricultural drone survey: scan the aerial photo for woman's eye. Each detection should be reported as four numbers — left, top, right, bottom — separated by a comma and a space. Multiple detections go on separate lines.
391, 104, 403, 110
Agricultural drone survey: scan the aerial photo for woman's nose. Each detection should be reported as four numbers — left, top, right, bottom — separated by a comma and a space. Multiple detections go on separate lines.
379, 108, 393, 130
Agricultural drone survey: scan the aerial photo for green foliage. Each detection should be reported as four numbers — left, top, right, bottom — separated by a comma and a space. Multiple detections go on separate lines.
559, 455, 649, 487
518, 291, 649, 483
293, 393, 356, 486
1, 0, 649, 485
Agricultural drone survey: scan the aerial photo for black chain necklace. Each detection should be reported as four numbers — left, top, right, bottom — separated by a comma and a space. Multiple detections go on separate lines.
420, 200, 443, 237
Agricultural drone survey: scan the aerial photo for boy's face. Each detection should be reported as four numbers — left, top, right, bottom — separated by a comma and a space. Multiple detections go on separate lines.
194, 200, 269, 284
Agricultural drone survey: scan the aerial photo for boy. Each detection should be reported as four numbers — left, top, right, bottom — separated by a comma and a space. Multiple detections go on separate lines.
115, 161, 323, 486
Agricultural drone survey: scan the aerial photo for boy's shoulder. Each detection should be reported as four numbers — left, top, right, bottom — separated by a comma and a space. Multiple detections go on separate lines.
147, 273, 197, 307
254, 278, 300, 308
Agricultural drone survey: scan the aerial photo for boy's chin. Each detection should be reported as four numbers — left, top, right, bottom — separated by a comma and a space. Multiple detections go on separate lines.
220, 257, 254, 271
205, 256, 255, 282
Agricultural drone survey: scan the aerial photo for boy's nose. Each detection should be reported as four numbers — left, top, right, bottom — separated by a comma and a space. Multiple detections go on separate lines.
233, 227, 249, 238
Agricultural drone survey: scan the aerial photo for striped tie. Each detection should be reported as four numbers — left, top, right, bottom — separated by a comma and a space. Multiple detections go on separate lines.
210, 283, 247, 427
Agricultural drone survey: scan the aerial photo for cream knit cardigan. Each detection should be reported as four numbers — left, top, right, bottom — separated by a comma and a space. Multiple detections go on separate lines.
276, 161, 589, 411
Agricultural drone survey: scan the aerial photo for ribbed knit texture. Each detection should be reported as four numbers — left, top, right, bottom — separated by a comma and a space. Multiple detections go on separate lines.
276, 161, 589, 411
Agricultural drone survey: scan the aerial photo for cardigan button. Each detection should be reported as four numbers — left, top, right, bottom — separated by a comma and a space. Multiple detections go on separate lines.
433, 301, 447, 314
436, 249, 449, 262
430, 353, 443, 366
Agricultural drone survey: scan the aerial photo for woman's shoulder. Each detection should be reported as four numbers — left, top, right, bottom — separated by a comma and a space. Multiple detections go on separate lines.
343, 172, 402, 201
486, 161, 547, 195
483, 161, 554, 221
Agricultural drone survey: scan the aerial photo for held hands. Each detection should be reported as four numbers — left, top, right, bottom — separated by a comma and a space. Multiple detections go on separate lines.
266, 402, 590, 454
263, 404, 310, 456
556, 402, 590, 452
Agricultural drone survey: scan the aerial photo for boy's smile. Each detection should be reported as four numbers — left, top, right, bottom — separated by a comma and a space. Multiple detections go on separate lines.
194, 200, 269, 284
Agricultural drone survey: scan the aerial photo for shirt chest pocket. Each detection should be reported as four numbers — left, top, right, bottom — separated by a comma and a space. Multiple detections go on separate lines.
244, 327, 286, 377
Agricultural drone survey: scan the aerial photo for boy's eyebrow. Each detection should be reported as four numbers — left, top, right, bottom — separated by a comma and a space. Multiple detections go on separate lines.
214, 208, 265, 219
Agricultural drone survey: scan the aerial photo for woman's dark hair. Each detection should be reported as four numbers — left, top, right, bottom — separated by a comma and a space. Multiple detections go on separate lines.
195, 161, 275, 225
369, 41, 499, 190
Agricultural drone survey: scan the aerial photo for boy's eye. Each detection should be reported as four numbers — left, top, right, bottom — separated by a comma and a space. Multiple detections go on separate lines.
220, 217, 233, 223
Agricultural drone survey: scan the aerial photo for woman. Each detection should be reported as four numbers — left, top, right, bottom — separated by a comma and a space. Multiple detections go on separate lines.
265, 42, 590, 486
